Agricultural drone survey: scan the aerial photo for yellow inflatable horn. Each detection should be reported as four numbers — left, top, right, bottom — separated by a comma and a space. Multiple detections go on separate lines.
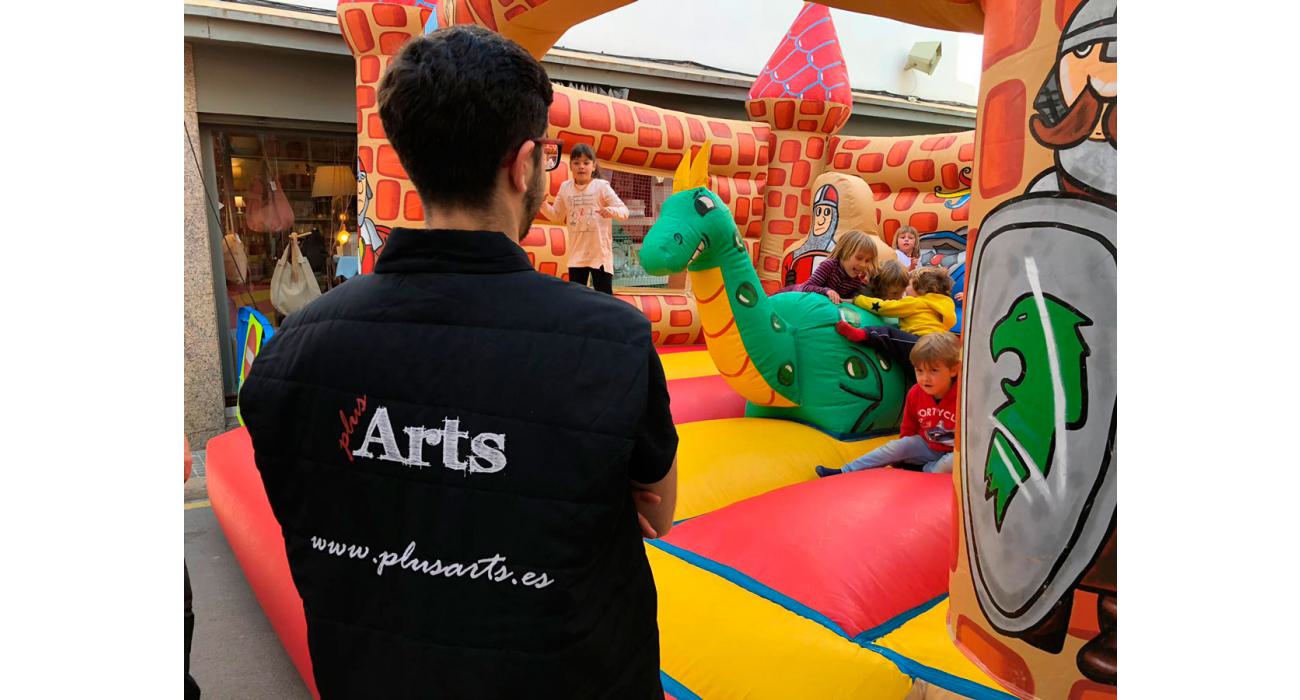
672, 141, 712, 193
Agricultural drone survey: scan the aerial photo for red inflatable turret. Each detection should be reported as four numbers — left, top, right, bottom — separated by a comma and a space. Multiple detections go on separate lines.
746, 3, 854, 291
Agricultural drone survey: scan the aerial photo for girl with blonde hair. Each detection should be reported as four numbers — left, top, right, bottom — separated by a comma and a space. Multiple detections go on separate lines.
893, 225, 921, 270
776, 229, 877, 304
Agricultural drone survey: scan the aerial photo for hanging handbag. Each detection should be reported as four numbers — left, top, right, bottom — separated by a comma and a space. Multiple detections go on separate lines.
220, 203, 249, 284
245, 137, 296, 233
270, 233, 322, 316
222, 231, 249, 285
246, 174, 295, 233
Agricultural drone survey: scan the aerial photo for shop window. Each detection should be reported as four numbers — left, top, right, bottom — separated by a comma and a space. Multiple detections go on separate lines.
210, 128, 358, 332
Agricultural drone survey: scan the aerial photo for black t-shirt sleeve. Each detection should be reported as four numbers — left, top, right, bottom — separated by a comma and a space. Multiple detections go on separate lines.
628, 345, 678, 484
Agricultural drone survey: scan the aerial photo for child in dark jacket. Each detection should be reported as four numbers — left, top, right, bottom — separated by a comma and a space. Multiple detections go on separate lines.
836, 265, 957, 377
774, 230, 878, 305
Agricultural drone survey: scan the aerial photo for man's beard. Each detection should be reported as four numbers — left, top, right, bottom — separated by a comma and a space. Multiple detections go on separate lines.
1030, 82, 1116, 150
1058, 139, 1116, 199
1031, 81, 1117, 199
518, 163, 546, 240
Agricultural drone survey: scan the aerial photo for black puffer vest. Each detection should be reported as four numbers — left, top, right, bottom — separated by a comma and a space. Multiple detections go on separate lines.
241, 228, 674, 699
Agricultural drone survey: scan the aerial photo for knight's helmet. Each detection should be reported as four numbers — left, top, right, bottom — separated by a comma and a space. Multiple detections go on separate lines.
811, 183, 840, 240
356, 157, 372, 218
1032, 0, 1117, 126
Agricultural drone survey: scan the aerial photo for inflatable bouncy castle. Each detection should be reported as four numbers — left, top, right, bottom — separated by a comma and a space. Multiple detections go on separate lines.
207, 1, 1116, 698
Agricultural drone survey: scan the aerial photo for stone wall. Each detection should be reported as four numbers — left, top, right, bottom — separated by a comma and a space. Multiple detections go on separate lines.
184, 42, 227, 447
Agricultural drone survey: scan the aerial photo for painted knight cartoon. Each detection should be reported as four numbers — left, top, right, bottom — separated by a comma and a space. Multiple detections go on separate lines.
356, 158, 390, 274
781, 183, 840, 286
959, 0, 1117, 688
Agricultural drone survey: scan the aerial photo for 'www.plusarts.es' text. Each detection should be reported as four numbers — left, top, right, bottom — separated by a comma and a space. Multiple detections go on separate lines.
309, 536, 554, 589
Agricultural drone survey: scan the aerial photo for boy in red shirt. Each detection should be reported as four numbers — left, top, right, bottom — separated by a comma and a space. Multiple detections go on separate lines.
816, 332, 960, 476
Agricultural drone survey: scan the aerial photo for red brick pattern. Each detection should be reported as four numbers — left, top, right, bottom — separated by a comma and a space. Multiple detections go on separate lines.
982, 0, 1041, 70
743, 4, 867, 288
615, 291, 701, 348
339, 1, 976, 342
1055, 0, 1086, 30
340, 3, 727, 345
826, 131, 975, 243
546, 85, 769, 242
976, 79, 1027, 199
746, 98, 850, 135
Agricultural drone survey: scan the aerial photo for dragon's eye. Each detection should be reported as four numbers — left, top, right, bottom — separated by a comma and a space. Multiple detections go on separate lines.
845, 356, 866, 379
694, 194, 716, 216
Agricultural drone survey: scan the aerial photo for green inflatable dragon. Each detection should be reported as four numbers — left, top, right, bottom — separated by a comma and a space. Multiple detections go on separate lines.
638, 145, 907, 437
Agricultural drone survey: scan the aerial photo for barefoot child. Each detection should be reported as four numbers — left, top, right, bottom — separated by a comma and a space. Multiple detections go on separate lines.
774, 229, 877, 304
539, 143, 629, 294
816, 332, 960, 476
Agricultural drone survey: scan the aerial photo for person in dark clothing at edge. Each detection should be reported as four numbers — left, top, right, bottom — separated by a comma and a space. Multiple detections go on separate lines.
239, 25, 679, 700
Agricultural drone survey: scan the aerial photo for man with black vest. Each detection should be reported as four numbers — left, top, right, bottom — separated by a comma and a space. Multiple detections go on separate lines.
240, 25, 678, 699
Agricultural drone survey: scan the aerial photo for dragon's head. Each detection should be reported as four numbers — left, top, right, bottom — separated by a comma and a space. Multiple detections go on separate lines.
640, 142, 744, 275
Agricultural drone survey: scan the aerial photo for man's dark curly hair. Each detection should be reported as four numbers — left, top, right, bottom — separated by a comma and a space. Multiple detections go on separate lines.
378, 25, 553, 210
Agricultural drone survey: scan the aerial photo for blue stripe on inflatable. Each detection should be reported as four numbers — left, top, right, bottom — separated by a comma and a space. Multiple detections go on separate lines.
648, 539, 1016, 700
864, 644, 1018, 700
852, 594, 947, 643
648, 539, 851, 638
659, 670, 701, 700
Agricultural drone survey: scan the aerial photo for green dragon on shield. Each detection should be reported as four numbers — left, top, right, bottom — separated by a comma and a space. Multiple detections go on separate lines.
985, 292, 1092, 530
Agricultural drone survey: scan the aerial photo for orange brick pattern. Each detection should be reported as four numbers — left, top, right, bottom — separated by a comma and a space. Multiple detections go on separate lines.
546, 85, 771, 241
616, 290, 703, 347
826, 132, 974, 242
341, 2, 427, 281
747, 113, 841, 294
965, 0, 1059, 237
339, 3, 719, 346
519, 224, 570, 280
744, 5, 855, 293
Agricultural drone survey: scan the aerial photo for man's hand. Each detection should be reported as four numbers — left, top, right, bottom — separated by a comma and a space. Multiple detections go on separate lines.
631, 460, 677, 539
633, 489, 663, 539
826, 290, 842, 304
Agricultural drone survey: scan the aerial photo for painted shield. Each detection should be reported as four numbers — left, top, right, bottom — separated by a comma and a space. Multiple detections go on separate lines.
961, 194, 1116, 634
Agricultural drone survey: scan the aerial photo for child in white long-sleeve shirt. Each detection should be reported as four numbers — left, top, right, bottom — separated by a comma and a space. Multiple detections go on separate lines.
539, 143, 629, 294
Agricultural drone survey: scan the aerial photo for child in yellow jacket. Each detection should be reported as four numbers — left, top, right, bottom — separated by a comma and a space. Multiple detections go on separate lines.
836, 266, 957, 375
855, 266, 957, 333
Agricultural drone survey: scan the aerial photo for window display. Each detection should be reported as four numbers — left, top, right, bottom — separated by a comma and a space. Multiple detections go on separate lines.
211, 128, 358, 330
